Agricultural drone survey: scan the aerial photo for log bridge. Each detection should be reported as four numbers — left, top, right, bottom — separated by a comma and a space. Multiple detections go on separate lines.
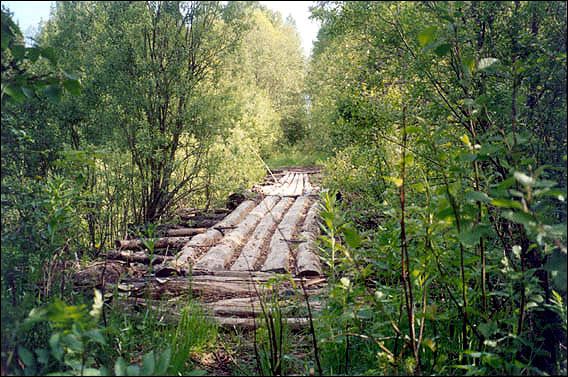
75, 168, 325, 329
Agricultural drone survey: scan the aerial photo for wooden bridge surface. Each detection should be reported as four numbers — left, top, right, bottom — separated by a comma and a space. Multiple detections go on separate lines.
75, 168, 325, 329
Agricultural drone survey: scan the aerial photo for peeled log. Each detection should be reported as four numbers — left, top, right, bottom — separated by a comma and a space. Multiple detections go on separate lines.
194, 196, 280, 271
162, 200, 258, 272
214, 316, 308, 330
295, 240, 321, 277
107, 250, 171, 265
112, 276, 270, 300
204, 296, 322, 317
166, 228, 207, 237
295, 201, 322, 277
262, 196, 311, 273
231, 197, 294, 271
115, 237, 193, 250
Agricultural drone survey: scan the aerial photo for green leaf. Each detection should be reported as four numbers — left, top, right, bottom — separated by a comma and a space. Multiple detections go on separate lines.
49, 333, 64, 362
1, 32, 9, 51
187, 370, 208, 376
12, 44, 26, 60
458, 224, 491, 247
81, 368, 102, 376
342, 224, 361, 248
18, 346, 36, 373
62, 333, 83, 353
418, 26, 437, 47
114, 357, 127, 376
40, 47, 57, 65
545, 249, 567, 292
465, 191, 491, 203
462, 56, 476, 75
501, 211, 535, 227
142, 351, 155, 375
3, 84, 25, 103
63, 71, 79, 81
155, 348, 171, 375
35, 348, 50, 366
27, 47, 41, 62
434, 43, 451, 57
85, 329, 106, 345
21, 86, 34, 98
63, 79, 81, 95
126, 364, 140, 376
435, 206, 454, 221
43, 85, 62, 102
491, 198, 523, 210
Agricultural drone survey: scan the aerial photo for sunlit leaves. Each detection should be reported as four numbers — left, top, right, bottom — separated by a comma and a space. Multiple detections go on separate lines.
341, 223, 361, 248
417, 26, 437, 47
478, 57, 499, 71
458, 224, 492, 247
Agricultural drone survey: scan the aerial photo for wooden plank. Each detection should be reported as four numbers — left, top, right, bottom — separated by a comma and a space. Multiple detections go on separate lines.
194, 196, 280, 271
231, 197, 294, 271
262, 196, 311, 273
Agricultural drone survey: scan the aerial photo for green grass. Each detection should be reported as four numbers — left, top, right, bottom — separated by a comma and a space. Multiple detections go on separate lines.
265, 144, 329, 170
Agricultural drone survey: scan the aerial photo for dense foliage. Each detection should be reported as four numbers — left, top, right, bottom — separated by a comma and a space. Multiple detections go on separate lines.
308, 1, 567, 375
1, 2, 307, 375
1, 1, 566, 376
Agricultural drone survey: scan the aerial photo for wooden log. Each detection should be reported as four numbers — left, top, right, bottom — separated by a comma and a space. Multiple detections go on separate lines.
194, 196, 281, 271
107, 250, 171, 265
111, 276, 269, 299
167, 200, 258, 270
73, 260, 128, 287
115, 237, 193, 251
259, 184, 277, 196
281, 172, 293, 185
262, 196, 311, 273
283, 173, 304, 196
278, 173, 295, 196
178, 212, 226, 222
295, 240, 322, 277
205, 296, 322, 317
214, 316, 308, 330
301, 199, 320, 233
302, 173, 313, 195
284, 173, 299, 196
295, 201, 323, 277
182, 219, 219, 228
166, 227, 207, 237
205, 297, 263, 317
231, 197, 294, 271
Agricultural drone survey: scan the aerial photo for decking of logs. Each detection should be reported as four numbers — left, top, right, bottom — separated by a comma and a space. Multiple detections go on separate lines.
76, 169, 324, 329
